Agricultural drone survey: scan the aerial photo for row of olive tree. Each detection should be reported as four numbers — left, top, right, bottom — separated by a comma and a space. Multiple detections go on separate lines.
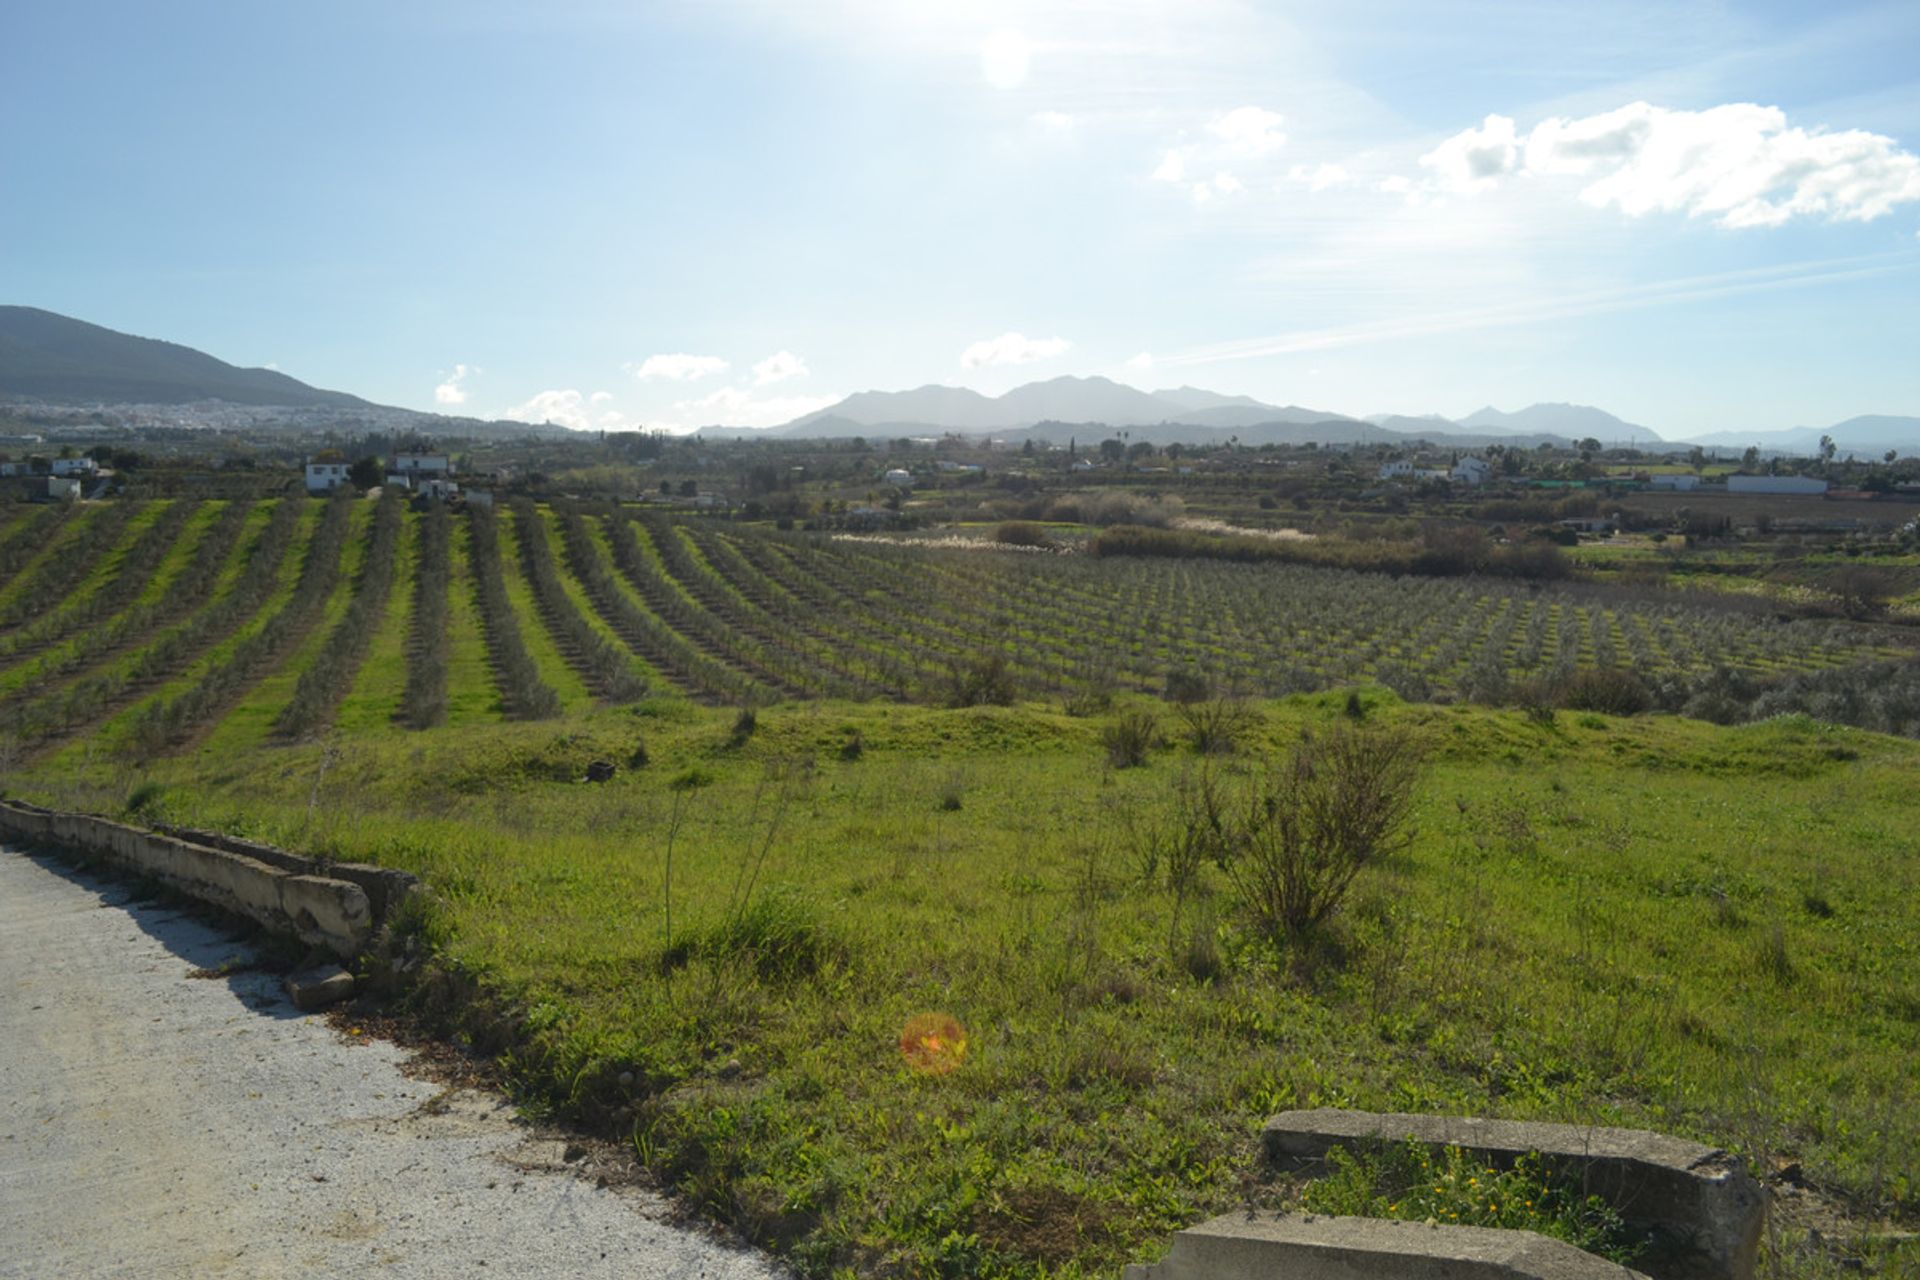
276, 490, 405, 740
0, 498, 197, 661
509, 500, 646, 703
128, 495, 357, 755
8, 499, 289, 746
400, 500, 451, 729
466, 502, 561, 719
0, 500, 141, 631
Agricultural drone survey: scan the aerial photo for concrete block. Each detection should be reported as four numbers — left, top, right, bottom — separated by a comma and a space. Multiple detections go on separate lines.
1263, 1110, 1764, 1280
285, 964, 356, 1011
1124, 1212, 1648, 1280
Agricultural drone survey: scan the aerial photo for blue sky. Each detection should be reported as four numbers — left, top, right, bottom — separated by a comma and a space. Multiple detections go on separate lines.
3, 0, 1917, 437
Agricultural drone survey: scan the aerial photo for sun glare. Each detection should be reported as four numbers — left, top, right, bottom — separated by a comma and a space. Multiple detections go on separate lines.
979, 29, 1031, 89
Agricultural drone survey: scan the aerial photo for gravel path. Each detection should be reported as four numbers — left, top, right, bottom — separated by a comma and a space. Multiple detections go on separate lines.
0, 845, 785, 1280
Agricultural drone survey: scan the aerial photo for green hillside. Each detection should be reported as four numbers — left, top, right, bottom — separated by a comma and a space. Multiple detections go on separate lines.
0, 306, 368, 407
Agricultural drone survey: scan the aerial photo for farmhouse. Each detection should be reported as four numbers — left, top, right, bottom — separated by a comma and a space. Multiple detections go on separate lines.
50, 457, 99, 477
304, 460, 350, 493
46, 477, 82, 502
1649, 473, 1699, 490
1727, 474, 1828, 496
1376, 460, 1417, 479
883, 468, 913, 488
1450, 456, 1493, 485
391, 451, 452, 479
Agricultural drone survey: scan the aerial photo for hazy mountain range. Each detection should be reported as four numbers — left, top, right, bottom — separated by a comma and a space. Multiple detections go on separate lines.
750, 375, 1918, 456
2, 307, 1914, 454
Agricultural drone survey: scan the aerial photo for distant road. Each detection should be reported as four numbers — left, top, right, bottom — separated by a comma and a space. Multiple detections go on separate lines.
0, 845, 783, 1280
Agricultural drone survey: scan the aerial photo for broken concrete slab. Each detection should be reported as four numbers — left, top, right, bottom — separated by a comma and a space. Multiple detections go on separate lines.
284, 964, 355, 1011
1123, 1212, 1649, 1280
1263, 1110, 1764, 1280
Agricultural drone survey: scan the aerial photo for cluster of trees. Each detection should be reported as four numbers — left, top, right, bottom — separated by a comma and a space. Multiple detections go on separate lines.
400, 501, 451, 729
277, 491, 405, 739
509, 500, 646, 703
130, 495, 356, 754
465, 503, 561, 719
1089, 523, 1571, 581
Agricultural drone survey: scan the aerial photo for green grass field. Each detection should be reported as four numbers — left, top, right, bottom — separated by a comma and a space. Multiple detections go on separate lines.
13, 693, 1918, 1277
1, 494, 1916, 1277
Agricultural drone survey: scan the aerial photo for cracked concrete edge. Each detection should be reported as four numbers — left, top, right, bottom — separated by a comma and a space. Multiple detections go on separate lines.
1124, 1212, 1651, 1280
0, 799, 384, 960
1262, 1109, 1765, 1280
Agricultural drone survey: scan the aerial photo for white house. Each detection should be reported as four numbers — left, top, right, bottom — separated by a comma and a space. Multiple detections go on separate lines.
0, 461, 26, 478
47, 477, 82, 502
1451, 456, 1493, 485
1649, 473, 1700, 490
1377, 460, 1417, 479
391, 452, 451, 480
882, 468, 913, 488
417, 477, 461, 501
1727, 474, 1828, 496
50, 457, 99, 477
305, 461, 350, 493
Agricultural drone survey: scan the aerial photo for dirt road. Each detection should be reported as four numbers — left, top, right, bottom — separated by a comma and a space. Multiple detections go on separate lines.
0, 845, 783, 1280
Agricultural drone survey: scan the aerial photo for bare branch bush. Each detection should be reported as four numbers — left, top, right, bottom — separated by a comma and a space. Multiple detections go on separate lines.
1218, 722, 1427, 947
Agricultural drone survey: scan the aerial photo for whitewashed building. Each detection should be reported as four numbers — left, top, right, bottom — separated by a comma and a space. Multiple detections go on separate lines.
390, 452, 452, 483
50, 457, 99, 477
1451, 456, 1493, 485
1649, 474, 1700, 490
304, 461, 350, 493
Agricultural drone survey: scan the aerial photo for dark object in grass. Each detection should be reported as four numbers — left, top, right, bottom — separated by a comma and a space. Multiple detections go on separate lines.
584, 760, 616, 783
839, 731, 863, 761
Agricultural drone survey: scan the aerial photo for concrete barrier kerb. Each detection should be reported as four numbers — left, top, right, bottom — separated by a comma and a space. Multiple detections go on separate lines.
0, 799, 417, 961
1262, 1109, 1765, 1280
1124, 1212, 1652, 1280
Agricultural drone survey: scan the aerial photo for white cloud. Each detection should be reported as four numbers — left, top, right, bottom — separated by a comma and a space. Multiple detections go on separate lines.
980, 29, 1031, 89
1127, 351, 1155, 369
434, 363, 476, 407
752, 350, 810, 385
1211, 171, 1243, 195
1288, 162, 1351, 192
1208, 106, 1286, 155
1152, 149, 1186, 183
960, 332, 1072, 369
503, 389, 601, 431
673, 386, 841, 429
1031, 110, 1076, 136
1414, 102, 1920, 228
632, 352, 729, 381
590, 390, 613, 404
1419, 114, 1521, 191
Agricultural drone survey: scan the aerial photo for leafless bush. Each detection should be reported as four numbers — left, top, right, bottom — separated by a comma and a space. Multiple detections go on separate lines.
1177, 696, 1256, 754
1101, 709, 1158, 768
1218, 723, 1427, 946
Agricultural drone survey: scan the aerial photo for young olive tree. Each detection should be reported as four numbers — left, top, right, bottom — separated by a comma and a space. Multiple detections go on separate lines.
1220, 722, 1426, 946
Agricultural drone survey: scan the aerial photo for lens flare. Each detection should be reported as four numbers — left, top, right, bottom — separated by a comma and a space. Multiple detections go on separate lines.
900, 1012, 968, 1075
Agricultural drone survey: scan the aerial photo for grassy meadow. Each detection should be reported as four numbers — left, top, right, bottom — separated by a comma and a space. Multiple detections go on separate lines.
14, 692, 1919, 1277
2, 494, 1917, 1277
